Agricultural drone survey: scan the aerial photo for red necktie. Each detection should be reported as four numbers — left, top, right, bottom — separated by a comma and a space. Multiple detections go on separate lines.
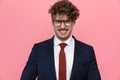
59, 43, 67, 80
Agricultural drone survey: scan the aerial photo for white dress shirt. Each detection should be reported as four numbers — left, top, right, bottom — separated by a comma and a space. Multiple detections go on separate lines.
54, 36, 75, 80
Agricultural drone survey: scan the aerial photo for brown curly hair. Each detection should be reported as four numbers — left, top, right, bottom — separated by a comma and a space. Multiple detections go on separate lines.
48, 0, 80, 21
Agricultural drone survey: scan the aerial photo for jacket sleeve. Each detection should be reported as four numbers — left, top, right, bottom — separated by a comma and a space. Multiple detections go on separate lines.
20, 44, 38, 80
87, 47, 101, 80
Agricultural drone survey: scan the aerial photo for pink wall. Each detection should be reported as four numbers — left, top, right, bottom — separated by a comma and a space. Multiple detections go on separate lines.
0, 0, 120, 80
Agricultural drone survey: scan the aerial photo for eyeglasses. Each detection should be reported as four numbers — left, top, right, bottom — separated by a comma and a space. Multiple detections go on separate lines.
53, 20, 73, 27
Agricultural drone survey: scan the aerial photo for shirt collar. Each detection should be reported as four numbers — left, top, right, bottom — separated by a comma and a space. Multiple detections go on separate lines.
54, 36, 74, 46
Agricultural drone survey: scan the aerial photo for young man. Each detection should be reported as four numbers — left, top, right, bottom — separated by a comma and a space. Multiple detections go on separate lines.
21, 0, 101, 80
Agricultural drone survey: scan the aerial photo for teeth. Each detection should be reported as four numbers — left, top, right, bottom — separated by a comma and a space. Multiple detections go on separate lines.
59, 31, 67, 35
60, 31, 66, 33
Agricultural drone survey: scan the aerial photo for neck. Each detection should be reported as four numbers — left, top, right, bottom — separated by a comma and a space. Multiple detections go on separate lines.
55, 35, 72, 43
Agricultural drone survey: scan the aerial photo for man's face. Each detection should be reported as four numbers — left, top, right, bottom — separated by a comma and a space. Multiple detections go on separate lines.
52, 14, 75, 42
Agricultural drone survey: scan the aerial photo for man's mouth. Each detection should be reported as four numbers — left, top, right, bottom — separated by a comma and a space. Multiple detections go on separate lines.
58, 29, 68, 35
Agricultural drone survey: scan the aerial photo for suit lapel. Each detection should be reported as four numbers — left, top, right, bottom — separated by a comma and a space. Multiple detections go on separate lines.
45, 37, 57, 80
70, 38, 83, 80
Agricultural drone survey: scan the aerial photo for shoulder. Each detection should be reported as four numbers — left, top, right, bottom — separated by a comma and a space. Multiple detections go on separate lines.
73, 37, 94, 51
33, 37, 54, 49
74, 36, 93, 47
74, 38, 95, 58
76, 40, 93, 48
75, 40, 94, 52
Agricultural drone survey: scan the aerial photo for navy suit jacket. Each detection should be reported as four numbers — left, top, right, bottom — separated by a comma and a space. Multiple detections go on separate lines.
21, 36, 101, 80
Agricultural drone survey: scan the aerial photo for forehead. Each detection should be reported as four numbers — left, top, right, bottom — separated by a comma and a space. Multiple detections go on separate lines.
53, 14, 69, 20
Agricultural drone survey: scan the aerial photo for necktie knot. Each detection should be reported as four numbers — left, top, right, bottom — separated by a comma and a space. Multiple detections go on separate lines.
59, 43, 67, 49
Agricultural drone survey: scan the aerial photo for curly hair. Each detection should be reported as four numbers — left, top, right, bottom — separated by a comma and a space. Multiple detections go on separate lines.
48, 0, 80, 21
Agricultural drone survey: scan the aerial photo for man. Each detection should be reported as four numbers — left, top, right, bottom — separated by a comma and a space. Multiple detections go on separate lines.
21, 0, 101, 80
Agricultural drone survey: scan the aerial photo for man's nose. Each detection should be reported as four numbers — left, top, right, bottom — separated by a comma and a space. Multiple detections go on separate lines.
60, 22, 65, 28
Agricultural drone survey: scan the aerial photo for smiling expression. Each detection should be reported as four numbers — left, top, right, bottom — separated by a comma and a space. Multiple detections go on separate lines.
53, 14, 75, 42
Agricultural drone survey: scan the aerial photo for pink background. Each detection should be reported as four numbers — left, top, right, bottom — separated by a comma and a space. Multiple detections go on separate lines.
0, 0, 120, 80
